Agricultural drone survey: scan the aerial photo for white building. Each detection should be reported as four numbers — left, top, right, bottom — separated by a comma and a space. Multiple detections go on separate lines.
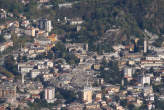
143, 86, 153, 97
144, 39, 148, 53
3, 34, 11, 40
45, 20, 52, 32
21, 20, 30, 28
31, 69, 40, 79
34, 37, 51, 45
39, 19, 52, 32
58, 3, 72, 8
70, 18, 83, 25
20, 66, 33, 73
124, 67, 134, 78
141, 75, 150, 85
146, 56, 160, 61
141, 60, 163, 68
157, 52, 164, 59
45, 87, 55, 103
42, 74, 53, 81
45, 60, 53, 68
37, 64, 48, 69
149, 45, 164, 52
24, 28, 35, 37
38, 0, 49, 3
21, 72, 25, 84
113, 45, 125, 52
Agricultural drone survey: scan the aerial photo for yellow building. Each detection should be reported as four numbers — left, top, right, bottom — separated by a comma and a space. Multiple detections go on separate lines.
47, 34, 57, 43
46, 44, 55, 51
135, 38, 139, 46
82, 87, 93, 104
93, 64, 101, 70
31, 28, 36, 37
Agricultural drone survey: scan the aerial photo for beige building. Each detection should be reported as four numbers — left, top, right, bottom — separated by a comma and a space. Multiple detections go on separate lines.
0, 83, 16, 99
82, 87, 93, 104
93, 64, 101, 70
24, 28, 36, 37
95, 92, 102, 102
85, 103, 100, 110
45, 87, 55, 103
67, 102, 84, 110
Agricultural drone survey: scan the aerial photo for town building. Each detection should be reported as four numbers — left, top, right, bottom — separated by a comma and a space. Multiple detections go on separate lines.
81, 87, 93, 104
144, 38, 148, 53
0, 82, 16, 99
45, 87, 55, 103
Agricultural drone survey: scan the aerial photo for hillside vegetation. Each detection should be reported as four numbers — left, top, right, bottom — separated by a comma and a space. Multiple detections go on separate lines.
58, 0, 164, 51
1, 0, 164, 51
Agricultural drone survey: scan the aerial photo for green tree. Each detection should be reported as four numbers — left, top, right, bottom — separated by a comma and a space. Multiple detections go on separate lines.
0, 0, 23, 14
120, 99, 127, 107
57, 88, 77, 104
0, 66, 14, 78
0, 35, 5, 43
52, 41, 79, 65
128, 104, 135, 110
100, 60, 122, 84
4, 55, 18, 75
